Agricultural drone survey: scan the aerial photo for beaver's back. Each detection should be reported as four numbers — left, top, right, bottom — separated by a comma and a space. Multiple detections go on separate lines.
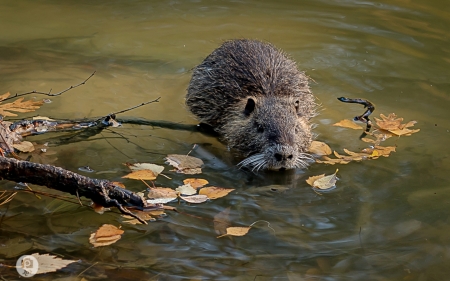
186, 39, 313, 128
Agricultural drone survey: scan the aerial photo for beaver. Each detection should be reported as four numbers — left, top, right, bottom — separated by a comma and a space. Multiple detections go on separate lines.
186, 39, 317, 171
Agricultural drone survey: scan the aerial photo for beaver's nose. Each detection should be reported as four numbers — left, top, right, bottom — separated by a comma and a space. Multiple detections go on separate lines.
274, 153, 293, 162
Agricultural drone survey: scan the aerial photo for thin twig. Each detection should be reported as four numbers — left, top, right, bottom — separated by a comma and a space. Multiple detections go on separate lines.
96, 97, 161, 121
4, 71, 96, 102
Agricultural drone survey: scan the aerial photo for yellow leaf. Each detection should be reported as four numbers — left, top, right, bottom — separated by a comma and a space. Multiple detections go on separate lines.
122, 169, 157, 180
308, 141, 332, 156
312, 169, 339, 190
0, 92, 11, 101
124, 162, 164, 175
89, 224, 124, 247
12, 141, 35, 152
199, 186, 235, 199
333, 119, 363, 130
183, 178, 209, 188
217, 226, 251, 238
306, 174, 325, 187
0, 97, 44, 117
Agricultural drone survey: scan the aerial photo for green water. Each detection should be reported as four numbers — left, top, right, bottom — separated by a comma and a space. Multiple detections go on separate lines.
0, 0, 449, 280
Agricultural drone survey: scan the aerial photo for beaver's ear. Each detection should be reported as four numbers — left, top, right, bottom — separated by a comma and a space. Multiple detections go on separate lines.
244, 98, 256, 116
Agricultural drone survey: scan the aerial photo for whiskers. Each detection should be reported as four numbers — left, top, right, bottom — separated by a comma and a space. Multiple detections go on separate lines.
237, 153, 267, 172
294, 152, 314, 168
237, 151, 314, 171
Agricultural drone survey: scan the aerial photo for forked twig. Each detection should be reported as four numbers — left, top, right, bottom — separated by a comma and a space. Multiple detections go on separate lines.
3, 71, 96, 102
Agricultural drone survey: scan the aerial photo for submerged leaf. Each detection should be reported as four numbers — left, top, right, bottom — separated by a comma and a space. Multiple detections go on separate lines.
12, 141, 35, 152
165, 154, 203, 174
214, 207, 231, 236
333, 119, 363, 130
147, 187, 178, 204
199, 186, 235, 199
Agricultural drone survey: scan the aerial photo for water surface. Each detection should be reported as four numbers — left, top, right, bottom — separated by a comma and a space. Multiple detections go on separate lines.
0, 0, 449, 280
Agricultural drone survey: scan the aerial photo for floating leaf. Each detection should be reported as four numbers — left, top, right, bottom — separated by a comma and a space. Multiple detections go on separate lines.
217, 226, 251, 238
165, 154, 203, 174
0, 95, 44, 117
125, 162, 164, 175
12, 141, 35, 152
375, 113, 420, 136
89, 224, 124, 247
316, 156, 351, 165
333, 119, 363, 130
29, 253, 77, 275
199, 186, 235, 199
147, 187, 177, 204
176, 184, 197, 195
311, 169, 339, 190
306, 174, 325, 187
122, 169, 157, 181
183, 178, 209, 188
308, 141, 332, 156
180, 194, 208, 204
111, 181, 126, 189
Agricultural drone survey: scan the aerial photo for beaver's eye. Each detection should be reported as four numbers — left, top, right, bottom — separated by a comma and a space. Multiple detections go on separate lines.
256, 124, 264, 133
294, 100, 300, 111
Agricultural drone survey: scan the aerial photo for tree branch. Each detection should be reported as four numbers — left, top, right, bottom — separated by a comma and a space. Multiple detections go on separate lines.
0, 157, 152, 224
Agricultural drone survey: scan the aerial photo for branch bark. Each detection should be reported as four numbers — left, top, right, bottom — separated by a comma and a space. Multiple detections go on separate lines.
0, 157, 150, 224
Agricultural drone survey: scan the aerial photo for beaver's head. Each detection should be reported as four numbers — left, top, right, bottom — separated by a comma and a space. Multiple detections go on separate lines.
222, 95, 316, 171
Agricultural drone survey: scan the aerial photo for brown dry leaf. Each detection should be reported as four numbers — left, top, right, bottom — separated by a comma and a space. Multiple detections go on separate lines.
111, 181, 126, 189
316, 156, 351, 165
91, 202, 109, 214
147, 187, 178, 204
308, 141, 332, 156
125, 162, 164, 175
361, 146, 396, 157
199, 186, 235, 199
312, 169, 339, 190
89, 224, 124, 247
214, 207, 231, 236
122, 210, 165, 224
30, 253, 77, 275
333, 119, 363, 130
122, 170, 157, 181
180, 194, 208, 204
183, 178, 209, 188
0, 92, 10, 101
217, 226, 251, 238
176, 184, 197, 195
165, 154, 204, 174
375, 113, 420, 136
0, 96, 44, 117
12, 141, 35, 152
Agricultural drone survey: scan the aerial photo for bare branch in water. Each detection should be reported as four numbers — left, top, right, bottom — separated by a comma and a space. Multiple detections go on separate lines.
4, 71, 96, 102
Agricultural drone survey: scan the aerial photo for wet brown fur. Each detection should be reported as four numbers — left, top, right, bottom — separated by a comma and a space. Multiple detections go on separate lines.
186, 39, 316, 170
